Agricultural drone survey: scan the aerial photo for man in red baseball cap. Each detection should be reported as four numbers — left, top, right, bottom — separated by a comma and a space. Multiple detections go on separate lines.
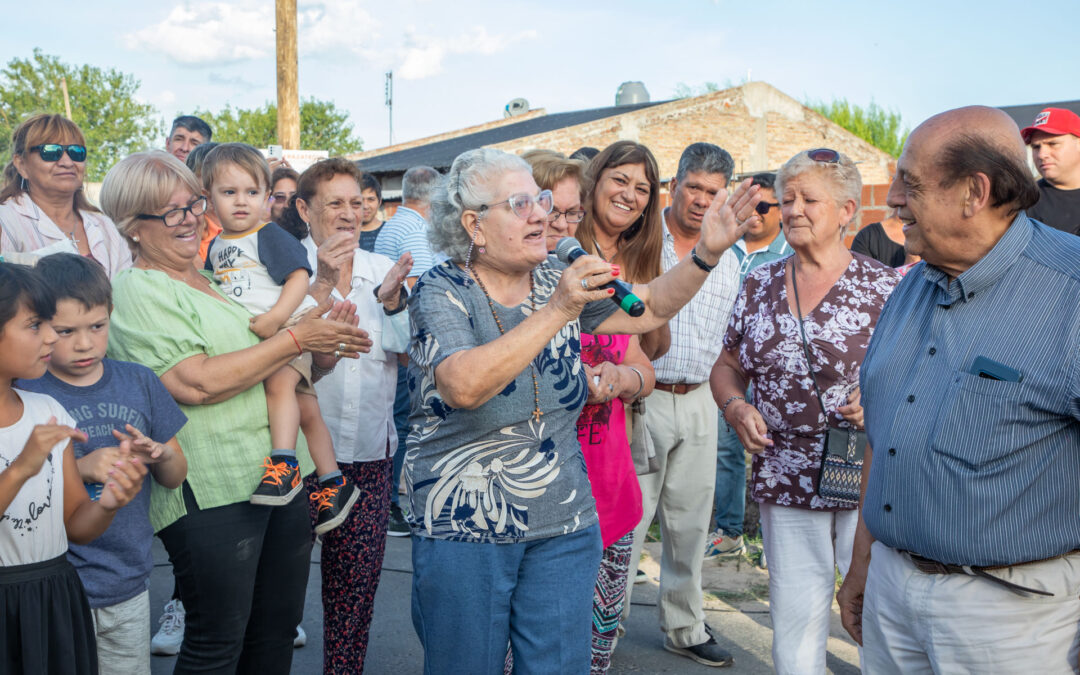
1021, 107, 1080, 235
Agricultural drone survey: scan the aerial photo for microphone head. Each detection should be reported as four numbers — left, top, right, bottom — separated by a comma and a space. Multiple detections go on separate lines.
554, 236, 583, 264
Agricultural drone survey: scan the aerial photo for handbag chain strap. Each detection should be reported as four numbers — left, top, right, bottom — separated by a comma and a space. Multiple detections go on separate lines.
789, 258, 829, 422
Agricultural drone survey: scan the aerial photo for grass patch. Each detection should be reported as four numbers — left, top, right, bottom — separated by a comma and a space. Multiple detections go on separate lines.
707, 583, 770, 603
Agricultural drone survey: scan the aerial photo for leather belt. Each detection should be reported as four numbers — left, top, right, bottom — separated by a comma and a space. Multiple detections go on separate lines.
900, 550, 1074, 597
654, 381, 703, 395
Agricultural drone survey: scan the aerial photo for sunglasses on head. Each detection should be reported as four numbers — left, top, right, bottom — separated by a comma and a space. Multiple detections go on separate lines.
29, 144, 88, 162
806, 148, 841, 164
479, 189, 554, 220
755, 201, 779, 215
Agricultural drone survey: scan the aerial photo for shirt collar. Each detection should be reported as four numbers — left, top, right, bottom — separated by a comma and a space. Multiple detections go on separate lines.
921, 211, 1032, 306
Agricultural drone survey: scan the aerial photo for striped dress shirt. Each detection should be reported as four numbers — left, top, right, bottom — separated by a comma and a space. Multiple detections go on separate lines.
861, 213, 1080, 567
651, 219, 741, 384
373, 206, 439, 277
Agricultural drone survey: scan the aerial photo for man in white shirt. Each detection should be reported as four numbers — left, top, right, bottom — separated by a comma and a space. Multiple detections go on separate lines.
622, 143, 741, 667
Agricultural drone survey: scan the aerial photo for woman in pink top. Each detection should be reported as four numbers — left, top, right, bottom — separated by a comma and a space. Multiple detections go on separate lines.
525, 151, 657, 674
0, 114, 132, 277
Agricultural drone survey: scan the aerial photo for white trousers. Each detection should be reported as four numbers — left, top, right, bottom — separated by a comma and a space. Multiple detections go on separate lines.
863, 542, 1080, 674
759, 502, 857, 675
622, 385, 718, 648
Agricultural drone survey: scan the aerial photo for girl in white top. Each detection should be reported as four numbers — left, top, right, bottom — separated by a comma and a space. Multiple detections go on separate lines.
0, 262, 146, 674
0, 114, 132, 277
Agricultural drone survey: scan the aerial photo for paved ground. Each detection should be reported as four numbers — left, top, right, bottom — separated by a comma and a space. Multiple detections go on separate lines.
148, 535, 860, 674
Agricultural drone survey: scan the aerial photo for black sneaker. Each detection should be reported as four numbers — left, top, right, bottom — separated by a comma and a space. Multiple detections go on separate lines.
311, 476, 360, 535
387, 503, 410, 537
250, 454, 302, 506
663, 627, 734, 667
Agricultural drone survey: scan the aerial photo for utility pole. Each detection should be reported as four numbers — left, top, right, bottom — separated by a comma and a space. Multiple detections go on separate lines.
59, 77, 73, 119
276, 0, 299, 149
385, 71, 393, 146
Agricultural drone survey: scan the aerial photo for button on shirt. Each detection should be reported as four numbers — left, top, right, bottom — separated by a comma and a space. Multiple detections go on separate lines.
861, 214, 1080, 567
302, 237, 407, 463
650, 219, 740, 384
0, 194, 132, 277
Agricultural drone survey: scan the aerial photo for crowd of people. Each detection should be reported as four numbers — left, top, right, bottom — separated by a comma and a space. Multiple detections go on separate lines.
0, 101, 1078, 675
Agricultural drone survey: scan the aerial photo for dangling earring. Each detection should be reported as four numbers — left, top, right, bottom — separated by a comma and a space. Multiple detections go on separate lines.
19, 175, 28, 192
463, 225, 480, 281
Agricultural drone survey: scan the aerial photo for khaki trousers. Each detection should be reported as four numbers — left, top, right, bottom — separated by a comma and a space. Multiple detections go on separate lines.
622, 384, 718, 648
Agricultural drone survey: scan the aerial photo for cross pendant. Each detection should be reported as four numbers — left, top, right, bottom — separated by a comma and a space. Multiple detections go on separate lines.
531, 409, 543, 422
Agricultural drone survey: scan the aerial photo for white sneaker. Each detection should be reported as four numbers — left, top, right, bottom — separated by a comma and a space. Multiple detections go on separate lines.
151, 599, 185, 655
704, 530, 746, 559
293, 624, 306, 648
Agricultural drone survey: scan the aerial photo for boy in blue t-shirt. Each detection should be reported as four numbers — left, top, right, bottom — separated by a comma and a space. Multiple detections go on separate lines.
18, 253, 188, 673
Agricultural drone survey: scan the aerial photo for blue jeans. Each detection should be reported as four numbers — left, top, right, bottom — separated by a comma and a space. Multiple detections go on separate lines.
390, 362, 409, 507
714, 414, 746, 537
411, 525, 602, 675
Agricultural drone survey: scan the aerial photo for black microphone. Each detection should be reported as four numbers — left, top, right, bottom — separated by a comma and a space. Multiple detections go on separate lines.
555, 237, 645, 317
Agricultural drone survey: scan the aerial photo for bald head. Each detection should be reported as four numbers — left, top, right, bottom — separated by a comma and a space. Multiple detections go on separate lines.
915, 106, 1028, 170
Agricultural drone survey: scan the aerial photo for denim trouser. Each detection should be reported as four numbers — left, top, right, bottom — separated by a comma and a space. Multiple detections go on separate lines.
714, 415, 746, 537
411, 524, 602, 675
390, 362, 409, 507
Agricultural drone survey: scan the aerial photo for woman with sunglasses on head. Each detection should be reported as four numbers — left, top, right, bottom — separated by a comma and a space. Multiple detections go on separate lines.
407, 148, 760, 674
0, 114, 131, 276
710, 149, 900, 674
524, 150, 655, 673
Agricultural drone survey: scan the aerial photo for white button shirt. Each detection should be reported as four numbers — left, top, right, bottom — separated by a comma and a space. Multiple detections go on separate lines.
302, 237, 408, 464
0, 194, 132, 277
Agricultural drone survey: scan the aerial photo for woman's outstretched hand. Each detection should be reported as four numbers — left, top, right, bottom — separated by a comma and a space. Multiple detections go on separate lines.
698, 178, 762, 264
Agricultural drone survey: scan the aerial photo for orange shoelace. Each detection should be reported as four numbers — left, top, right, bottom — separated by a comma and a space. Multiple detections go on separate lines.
259, 457, 295, 486
310, 485, 338, 512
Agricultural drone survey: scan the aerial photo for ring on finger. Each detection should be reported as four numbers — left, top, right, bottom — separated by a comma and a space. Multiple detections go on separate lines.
338, 342, 347, 351
608, 383, 614, 392
334, 350, 341, 358
581, 279, 590, 290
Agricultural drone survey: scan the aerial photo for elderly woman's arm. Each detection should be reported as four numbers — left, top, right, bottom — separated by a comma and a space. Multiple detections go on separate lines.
161, 311, 371, 406
594, 178, 761, 336
710, 348, 773, 453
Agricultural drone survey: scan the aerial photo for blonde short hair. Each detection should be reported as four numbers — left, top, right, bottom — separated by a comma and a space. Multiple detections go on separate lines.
525, 151, 588, 202
775, 149, 862, 226
99, 151, 203, 247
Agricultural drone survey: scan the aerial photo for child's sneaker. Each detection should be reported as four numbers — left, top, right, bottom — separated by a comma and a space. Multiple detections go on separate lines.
311, 476, 359, 535
151, 599, 185, 655
250, 454, 302, 505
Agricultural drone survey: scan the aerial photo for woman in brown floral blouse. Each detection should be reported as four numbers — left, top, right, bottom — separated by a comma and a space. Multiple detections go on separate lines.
710, 149, 901, 674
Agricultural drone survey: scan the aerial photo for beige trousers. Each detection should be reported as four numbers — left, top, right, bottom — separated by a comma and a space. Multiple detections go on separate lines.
622, 384, 718, 648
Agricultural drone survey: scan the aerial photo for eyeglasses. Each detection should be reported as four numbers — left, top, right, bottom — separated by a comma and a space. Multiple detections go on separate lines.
547, 207, 586, 224
479, 190, 553, 220
806, 148, 841, 164
136, 197, 208, 227
29, 144, 87, 162
755, 201, 779, 215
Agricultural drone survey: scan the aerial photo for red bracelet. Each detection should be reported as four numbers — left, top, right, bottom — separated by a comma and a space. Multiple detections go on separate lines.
286, 329, 303, 355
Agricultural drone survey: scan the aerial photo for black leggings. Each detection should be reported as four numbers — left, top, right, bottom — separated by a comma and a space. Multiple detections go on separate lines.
158, 483, 312, 674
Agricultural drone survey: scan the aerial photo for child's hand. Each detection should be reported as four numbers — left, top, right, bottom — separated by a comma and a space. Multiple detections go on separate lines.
112, 425, 171, 464
76, 445, 126, 483
96, 443, 148, 512
249, 312, 283, 340
13, 417, 86, 480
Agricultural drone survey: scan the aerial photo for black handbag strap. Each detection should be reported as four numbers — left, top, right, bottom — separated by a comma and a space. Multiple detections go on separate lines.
790, 259, 829, 422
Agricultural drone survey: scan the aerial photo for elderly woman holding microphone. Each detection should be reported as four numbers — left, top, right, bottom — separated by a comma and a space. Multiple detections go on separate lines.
711, 148, 900, 674
405, 147, 760, 674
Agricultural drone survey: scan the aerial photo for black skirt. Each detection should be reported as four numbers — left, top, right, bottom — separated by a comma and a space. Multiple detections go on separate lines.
0, 554, 97, 675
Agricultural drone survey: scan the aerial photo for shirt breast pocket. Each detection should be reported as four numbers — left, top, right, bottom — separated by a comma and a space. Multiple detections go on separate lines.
362, 327, 386, 362
930, 372, 1028, 469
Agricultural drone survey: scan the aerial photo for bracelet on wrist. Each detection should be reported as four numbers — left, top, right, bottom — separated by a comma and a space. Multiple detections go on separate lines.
690, 246, 717, 273
285, 329, 303, 356
626, 366, 645, 400
720, 394, 745, 419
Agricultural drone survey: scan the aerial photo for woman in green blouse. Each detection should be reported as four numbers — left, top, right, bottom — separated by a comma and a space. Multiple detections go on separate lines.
98, 150, 370, 673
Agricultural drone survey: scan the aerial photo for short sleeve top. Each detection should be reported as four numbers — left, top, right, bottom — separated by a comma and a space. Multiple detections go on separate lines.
404, 259, 617, 542
724, 254, 900, 510
108, 268, 314, 531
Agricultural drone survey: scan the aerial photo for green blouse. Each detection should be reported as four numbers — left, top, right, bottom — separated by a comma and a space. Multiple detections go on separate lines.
108, 269, 313, 531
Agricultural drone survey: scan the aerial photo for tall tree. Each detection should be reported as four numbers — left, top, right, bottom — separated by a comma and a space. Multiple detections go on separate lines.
190, 99, 363, 155
0, 49, 159, 181
808, 98, 908, 158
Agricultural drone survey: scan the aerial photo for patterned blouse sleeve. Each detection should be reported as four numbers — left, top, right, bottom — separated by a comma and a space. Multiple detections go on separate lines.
407, 265, 481, 380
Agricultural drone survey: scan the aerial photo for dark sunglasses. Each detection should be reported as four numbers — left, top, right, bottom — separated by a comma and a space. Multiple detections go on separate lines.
137, 197, 208, 227
755, 201, 779, 215
806, 148, 841, 164
29, 144, 88, 162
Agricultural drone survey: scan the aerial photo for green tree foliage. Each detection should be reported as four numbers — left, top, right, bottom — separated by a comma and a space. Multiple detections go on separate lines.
0, 50, 159, 182
190, 99, 363, 155
807, 98, 909, 158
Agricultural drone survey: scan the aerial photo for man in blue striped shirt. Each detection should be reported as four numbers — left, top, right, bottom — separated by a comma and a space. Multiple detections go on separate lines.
838, 106, 1080, 673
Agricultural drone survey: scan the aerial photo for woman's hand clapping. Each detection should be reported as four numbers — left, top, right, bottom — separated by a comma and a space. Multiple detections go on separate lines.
585, 361, 624, 404
724, 400, 774, 454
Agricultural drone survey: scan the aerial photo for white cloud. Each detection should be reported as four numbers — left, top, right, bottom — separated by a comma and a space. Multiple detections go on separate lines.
124, 0, 534, 79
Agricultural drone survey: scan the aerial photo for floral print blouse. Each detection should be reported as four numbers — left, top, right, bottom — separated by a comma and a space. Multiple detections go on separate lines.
724, 253, 900, 511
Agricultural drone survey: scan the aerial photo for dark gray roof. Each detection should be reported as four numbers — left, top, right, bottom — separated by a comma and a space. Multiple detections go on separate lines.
998, 99, 1080, 132
355, 101, 666, 174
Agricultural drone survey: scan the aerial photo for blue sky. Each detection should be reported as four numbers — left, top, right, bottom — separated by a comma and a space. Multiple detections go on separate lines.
4, 0, 1078, 152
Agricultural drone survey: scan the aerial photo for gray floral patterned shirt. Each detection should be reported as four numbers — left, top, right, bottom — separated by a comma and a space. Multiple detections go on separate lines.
404, 259, 617, 542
